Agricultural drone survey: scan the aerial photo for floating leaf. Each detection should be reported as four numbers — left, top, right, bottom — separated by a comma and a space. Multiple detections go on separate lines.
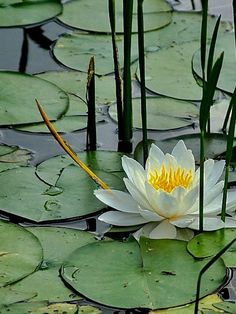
61, 237, 225, 309
0, 164, 124, 222
53, 32, 139, 75
58, 0, 172, 33
36, 71, 116, 106
213, 302, 236, 313
0, 0, 62, 27
150, 294, 222, 313
0, 72, 68, 126
138, 41, 203, 100
144, 11, 231, 51
0, 144, 32, 172
0, 302, 77, 314
0, 220, 43, 287
10, 227, 98, 302
109, 97, 198, 130
187, 229, 236, 267
0, 287, 36, 307
36, 150, 127, 186
192, 33, 236, 95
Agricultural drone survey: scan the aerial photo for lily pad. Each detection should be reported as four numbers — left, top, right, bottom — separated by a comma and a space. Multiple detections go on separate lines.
0, 0, 62, 27
0, 144, 32, 172
36, 71, 116, 106
0, 71, 68, 126
153, 133, 236, 164
10, 227, 98, 302
144, 11, 231, 51
53, 32, 139, 75
187, 229, 236, 267
109, 97, 198, 130
139, 41, 203, 100
58, 0, 172, 33
36, 150, 127, 186
0, 164, 124, 222
0, 220, 43, 287
213, 302, 236, 313
61, 237, 225, 309
0, 302, 78, 314
192, 33, 236, 95
0, 287, 36, 307
150, 294, 222, 313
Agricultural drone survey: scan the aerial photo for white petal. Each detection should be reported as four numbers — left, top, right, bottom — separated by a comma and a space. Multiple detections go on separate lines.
224, 217, 236, 228
182, 185, 199, 213
204, 160, 225, 189
188, 216, 225, 231
94, 189, 139, 213
98, 211, 148, 226
224, 190, 236, 212
149, 220, 177, 239
171, 215, 195, 228
122, 155, 146, 191
124, 178, 152, 211
153, 189, 181, 218
204, 181, 224, 206
145, 143, 165, 172
138, 206, 163, 221
171, 140, 195, 173
193, 159, 214, 186
132, 222, 159, 241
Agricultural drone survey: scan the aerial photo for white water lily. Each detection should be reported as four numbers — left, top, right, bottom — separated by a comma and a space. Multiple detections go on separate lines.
94, 140, 236, 240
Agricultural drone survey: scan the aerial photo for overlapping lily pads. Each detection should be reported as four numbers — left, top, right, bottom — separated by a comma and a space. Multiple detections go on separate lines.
0, 220, 43, 287
53, 32, 139, 75
9, 227, 98, 302
0, 0, 62, 27
0, 144, 32, 172
58, 0, 172, 33
0, 151, 126, 222
61, 237, 225, 309
0, 72, 68, 126
109, 97, 198, 130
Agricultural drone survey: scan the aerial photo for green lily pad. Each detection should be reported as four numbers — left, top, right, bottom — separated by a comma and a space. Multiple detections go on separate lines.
0, 0, 62, 27
61, 237, 225, 309
36, 150, 127, 186
0, 72, 68, 126
154, 133, 236, 164
0, 145, 32, 172
0, 164, 124, 222
10, 227, 98, 302
14, 115, 88, 133
150, 294, 222, 313
192, 33, 236, 95
213, 302, 236, 313
0, 302, 78, 314
53, 32, 139, 75
187, 229, 236, 267
36, 71, 116, 106
144, 11, 231, 51
0, 220, 43, 287
139, 41, 203, 100
58, 0, 172, 33
109, 97, 198, 130
0, 287, 36, 307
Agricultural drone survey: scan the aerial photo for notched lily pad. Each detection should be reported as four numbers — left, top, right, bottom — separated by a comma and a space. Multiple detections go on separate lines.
0, 220, 43, 287
0, 144, 32, 172
109, 97, 198, 130
61, 237, 225, 309
58, 0, 172, 33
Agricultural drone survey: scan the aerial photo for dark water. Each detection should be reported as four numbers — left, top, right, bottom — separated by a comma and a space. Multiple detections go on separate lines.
0, 0, 235, 312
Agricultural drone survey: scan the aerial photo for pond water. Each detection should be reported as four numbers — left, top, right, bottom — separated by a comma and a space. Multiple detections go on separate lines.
0, 0, 235, 312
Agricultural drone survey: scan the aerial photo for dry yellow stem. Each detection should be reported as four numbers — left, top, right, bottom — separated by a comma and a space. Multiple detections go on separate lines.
36, 99, 109, 190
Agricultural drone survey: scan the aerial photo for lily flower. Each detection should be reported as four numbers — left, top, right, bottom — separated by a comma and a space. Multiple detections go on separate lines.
94, 140, 236, 240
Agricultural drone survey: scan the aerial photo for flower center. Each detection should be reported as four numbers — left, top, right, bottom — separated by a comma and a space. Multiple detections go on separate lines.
148, 165, 192, 193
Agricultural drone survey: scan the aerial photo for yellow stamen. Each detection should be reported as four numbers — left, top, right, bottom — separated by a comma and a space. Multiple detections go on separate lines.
36, 99, 109, 190
148, 165, 192, 193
